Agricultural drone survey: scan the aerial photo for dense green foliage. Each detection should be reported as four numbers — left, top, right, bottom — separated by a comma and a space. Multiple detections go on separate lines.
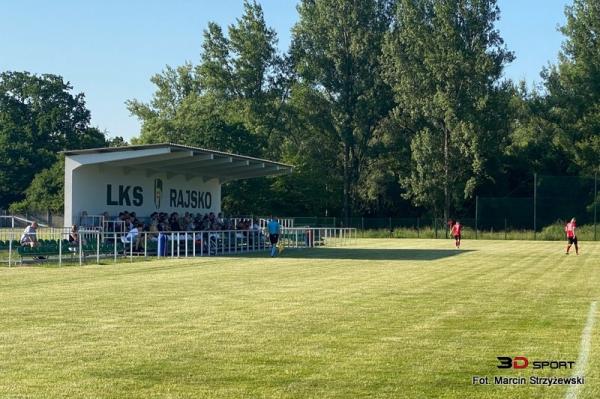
2, 0, 599, 218
383, 0, 514, 220
8, 158, 65, 214
127, 0, 599, 219
0, 72, 107, 211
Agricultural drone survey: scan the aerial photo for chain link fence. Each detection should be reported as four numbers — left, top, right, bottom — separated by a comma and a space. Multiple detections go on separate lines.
3, 174, 597, 242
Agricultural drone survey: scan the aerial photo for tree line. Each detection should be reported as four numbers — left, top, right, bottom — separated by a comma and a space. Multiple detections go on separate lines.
1, 0, 598, 220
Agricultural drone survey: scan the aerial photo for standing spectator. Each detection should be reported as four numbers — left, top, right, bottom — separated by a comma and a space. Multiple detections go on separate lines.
20, 222, 39, 248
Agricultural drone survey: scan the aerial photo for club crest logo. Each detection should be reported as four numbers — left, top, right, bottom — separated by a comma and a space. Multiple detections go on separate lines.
154, 178, 163, 209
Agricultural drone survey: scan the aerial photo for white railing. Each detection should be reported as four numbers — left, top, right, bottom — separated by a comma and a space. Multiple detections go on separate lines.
0, 226, 357, 267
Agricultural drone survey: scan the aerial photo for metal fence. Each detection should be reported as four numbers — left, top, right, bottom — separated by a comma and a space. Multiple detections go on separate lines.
0, 226, 357, 267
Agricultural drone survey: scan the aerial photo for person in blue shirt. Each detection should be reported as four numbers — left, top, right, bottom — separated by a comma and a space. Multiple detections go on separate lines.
267, 216, 281, 257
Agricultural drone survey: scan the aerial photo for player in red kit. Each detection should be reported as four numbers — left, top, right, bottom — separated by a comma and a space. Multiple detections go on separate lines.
565, 217, 578, 255
451, 220, 462, 249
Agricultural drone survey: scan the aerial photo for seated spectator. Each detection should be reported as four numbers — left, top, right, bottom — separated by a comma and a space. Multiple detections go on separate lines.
135, 223, 146, 249
20, 222, 39, 248
101, 212, 114, 232
68, 224, 86, 246
169, 212, 181, 231
121, 223, 140, 245
148, 220, 159, 239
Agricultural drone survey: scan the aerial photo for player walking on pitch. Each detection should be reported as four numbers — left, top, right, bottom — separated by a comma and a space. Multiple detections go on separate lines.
451, 220, 462, 249
267, 216, 281, 257
565, 217, 579, 255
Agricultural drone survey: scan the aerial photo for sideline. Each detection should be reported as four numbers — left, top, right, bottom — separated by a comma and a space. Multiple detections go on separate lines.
565, 301, 597, 399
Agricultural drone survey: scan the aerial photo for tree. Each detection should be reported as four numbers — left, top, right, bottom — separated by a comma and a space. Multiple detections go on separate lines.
129, 0, 284, 152
107, 136, 129, 147
9, 158, 64, 214
542, 0, 600, 175
383, 0, 513, 220
291, 0, 395, 221
128, 1, 293, 215
0, 71, 105, 209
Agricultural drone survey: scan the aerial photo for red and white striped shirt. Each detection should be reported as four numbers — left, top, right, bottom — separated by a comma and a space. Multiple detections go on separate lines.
565, 222, 576, 238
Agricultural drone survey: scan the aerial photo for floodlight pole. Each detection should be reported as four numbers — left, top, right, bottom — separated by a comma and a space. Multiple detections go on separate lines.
475, 196, 479, 240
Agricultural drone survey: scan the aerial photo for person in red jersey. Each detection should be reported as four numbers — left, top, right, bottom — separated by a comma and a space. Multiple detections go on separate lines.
565, 217, 579, 255
451, 220, 462, 248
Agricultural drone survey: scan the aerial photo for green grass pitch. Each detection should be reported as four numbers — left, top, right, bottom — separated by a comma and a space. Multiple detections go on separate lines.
1, 239, 599, 398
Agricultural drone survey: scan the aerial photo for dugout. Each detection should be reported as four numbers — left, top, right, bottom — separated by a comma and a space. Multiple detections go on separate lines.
63, 143, 293, 227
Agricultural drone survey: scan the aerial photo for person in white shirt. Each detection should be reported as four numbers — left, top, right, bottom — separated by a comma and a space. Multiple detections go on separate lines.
121, 224, 140, 245
20, 222, 39, 248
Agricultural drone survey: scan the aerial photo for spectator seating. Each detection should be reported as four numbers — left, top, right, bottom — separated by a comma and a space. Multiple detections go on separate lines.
16, 239, 125, 263
0, 240, 20, 250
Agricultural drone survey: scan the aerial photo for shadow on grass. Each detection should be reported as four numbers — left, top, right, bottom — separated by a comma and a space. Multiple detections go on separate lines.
238, 247, 475, 261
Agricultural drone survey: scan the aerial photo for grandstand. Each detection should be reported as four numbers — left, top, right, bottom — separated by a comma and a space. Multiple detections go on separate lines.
0, 144, 357, 266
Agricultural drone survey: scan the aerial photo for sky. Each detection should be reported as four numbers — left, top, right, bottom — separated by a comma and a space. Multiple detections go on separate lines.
0, 0, 570, 141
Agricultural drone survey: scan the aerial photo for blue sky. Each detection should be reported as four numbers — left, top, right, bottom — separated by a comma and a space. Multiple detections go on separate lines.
0, 0, 570, 141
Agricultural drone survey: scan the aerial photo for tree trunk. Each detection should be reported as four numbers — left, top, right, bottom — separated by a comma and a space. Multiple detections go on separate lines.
443, 126, 450, 224
343, 141, 351, 224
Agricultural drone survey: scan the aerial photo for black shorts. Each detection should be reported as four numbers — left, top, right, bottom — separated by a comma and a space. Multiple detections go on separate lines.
269, 234, 279, 244
453, 234, 461, 240
568, 236, 578, 245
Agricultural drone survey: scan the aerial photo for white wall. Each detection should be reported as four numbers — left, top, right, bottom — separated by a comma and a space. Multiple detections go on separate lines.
65, 164, 221, 226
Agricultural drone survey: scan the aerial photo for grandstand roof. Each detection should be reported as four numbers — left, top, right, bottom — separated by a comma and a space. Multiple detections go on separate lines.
63, 143, 293, 182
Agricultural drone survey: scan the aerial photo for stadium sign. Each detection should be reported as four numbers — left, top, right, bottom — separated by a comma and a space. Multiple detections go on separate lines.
63, 144, 292, 227
105, 182, 213, 210
66, 161, 221, 224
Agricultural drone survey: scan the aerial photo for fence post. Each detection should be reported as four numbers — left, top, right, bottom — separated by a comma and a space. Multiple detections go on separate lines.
416, 217, 420, 238
184, 232, 188, 257
475, 196, 479, 240
171, 233, 175, 258
594, 172, 597, 241
434, 218, 438, 239
96, 231, 100, 264
58, 229, 62, 267
79, 237, 83, 266
533, 173, 537, 240
8, 217, 14, 267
